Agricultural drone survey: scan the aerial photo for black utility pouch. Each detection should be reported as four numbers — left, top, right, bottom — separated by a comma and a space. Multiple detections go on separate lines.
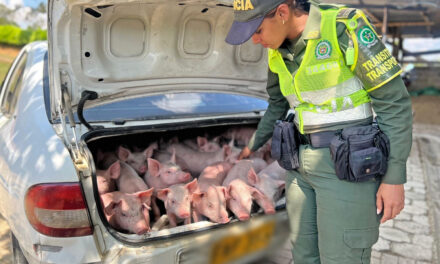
271, 114, 300, 171
330, 124, 390, 182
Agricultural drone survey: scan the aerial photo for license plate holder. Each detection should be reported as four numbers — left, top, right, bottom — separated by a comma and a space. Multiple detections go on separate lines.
210, 221, 275, 264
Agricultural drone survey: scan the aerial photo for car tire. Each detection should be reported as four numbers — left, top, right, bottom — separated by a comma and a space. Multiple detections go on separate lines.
10, 232, 28, 264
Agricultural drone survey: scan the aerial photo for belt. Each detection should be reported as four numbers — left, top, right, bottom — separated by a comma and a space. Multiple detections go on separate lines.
300, 130, 341, 148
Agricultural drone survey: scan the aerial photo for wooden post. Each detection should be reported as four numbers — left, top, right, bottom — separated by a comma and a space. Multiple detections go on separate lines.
382, 7, 388, 43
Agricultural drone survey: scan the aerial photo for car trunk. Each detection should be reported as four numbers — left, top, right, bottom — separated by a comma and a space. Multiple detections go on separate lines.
83, 117, 286, 239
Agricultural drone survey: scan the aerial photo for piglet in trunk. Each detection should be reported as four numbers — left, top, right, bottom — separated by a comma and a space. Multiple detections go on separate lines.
183, 136, 221, 152
144, 150, 192, 219
117, 142, 157, 175
112, 161, 151, 194
96, 160, 119, 194
223, 160, 275, 217
156, 179, 198, 227
192, 162, 233, 224
166, 143, 231, 176
249, 162, 286, 209
100, 189, 154, 235
222, 127, 256, 146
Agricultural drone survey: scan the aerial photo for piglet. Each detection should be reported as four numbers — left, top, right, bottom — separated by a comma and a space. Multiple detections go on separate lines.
223, 160, 275, 216
117, 142, 157, 175
112, 161, 150, 194
144, 150, 192, 220
192, 162, 233, 224
250, 162, 286, 208
183, 136, 221, 152
156, 179, 198, 227
166, 143, 231, 176
96, 160, 119, 194
100, 189, 154, 235
222, 127, 256, 146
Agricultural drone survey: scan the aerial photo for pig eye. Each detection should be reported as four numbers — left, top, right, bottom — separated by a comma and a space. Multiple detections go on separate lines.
121, 212, 127, 217
208, 202, 213, 208
171, 200, 176, 204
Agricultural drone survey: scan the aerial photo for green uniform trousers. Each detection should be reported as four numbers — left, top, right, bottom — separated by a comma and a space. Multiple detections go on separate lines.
286, 144, 381, 264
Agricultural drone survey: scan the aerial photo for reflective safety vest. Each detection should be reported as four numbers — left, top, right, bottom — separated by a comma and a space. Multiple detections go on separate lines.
268, 7, 372, 134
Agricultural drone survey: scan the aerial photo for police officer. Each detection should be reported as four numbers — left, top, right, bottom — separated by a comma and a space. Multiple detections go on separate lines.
226, 0, 412, 263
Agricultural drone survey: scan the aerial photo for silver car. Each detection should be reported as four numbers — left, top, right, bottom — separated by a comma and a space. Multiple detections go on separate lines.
0, 0, 290, 263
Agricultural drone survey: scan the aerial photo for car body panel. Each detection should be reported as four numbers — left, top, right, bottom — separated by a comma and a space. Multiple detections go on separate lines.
0, 42, 101, 263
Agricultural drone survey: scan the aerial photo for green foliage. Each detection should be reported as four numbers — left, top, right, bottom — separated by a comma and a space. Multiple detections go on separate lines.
0, 25, 47, 47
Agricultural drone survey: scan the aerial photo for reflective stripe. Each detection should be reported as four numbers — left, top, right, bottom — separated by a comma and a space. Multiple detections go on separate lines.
295, 103, 372, 132
284, 94, 301, 108
299, 77, 364, 105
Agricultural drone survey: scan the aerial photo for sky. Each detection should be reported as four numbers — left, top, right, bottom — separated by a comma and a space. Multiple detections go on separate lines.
0, 0, 44, 8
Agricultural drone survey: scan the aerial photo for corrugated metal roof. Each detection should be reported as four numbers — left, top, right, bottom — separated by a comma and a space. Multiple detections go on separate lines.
322, 0, 440, 37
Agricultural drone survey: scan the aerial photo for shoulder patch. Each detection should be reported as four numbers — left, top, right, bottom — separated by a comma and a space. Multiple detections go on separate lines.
337, 8, 357, 19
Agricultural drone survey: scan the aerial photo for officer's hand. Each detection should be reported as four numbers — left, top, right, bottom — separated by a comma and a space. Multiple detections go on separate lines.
238, 147, 252, 160
376, 183, 405, 224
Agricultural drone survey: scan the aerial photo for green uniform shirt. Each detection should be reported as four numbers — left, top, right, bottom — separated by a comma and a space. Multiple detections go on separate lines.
248, 4, 412, 185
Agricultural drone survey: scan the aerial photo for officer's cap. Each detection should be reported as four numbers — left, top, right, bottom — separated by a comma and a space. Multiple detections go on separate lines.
225, 0, 286, 45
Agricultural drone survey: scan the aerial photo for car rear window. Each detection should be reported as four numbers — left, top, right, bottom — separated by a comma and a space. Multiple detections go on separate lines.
82, 92, 268, 122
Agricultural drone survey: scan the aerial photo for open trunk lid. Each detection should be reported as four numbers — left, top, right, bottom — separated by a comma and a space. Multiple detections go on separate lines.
47, 0, 269, 124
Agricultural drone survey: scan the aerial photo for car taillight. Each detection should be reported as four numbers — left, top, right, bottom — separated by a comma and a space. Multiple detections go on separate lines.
25, 183, 93, 237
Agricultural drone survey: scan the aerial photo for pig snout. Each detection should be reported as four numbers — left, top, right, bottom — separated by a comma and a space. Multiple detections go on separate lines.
178, 210, 190, 219
134, 221, 150, 235
138, 165, 147, 174
219, 216, 230, 224
218, 211, 230, 223
265, 205, 276, 214
238, 214, 250, 221
180, 172, 191, 181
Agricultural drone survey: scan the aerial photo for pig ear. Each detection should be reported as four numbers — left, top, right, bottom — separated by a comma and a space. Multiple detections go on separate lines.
147, 158, 161, 177
192, 192, 205, 203
185, 179, 199, 193
228, 138, 234, 147
226, 185, 233, 197
156, 188, 170, 201
249, 187, 263, 199
104, 200, 121, 216
223, 144, 232, 159
143, 142, 158, 159
117, 146, 130, 161
170, 148, 177, 164
212, 136, 220, 143
197, 137, 208, 148
108, 161, 121, 179
275, 180, 286, 190
220, 186, 229, 200
136, 188, 154, 205
247, 168, 260, 186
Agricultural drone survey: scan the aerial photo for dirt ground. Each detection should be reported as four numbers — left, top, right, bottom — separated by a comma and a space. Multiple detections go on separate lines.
411, 95, 440, 125
0, 45, 20, 62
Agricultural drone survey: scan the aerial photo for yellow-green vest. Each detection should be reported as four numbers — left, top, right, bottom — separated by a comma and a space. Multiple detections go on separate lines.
268, 6, 372, 134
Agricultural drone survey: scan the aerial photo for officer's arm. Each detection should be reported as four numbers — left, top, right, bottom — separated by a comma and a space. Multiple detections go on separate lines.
337, 10, 412, 185
368, 76, 412, 184
248, 70, 290, 152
